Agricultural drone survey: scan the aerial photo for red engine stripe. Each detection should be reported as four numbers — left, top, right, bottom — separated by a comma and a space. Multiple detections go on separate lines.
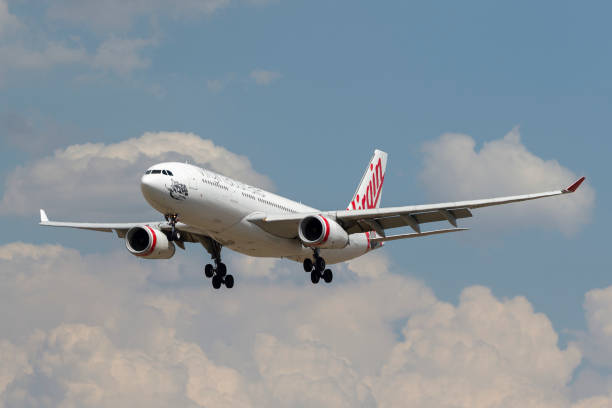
321, 216, 330, 243
143, 225, 157, 256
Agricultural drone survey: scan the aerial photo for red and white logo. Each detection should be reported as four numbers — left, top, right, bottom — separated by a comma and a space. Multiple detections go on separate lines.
348, 156, 386, 211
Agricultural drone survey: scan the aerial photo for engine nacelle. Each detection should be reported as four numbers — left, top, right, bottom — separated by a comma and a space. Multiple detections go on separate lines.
298, 215, 349, 249
125, 226, 175, 259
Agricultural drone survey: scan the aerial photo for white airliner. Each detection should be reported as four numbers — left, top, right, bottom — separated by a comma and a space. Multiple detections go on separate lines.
40, 150, 585, 289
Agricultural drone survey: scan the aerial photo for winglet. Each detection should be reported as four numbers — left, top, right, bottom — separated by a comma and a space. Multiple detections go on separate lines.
40, 209, 49, 223
563, 177, 586, 193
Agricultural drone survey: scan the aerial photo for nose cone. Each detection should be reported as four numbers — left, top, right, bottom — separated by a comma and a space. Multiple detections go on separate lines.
140, 174, 155, 195
141, 174, 166, 207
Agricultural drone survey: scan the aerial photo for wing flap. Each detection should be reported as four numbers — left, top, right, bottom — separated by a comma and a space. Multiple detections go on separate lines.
344, 208, 473, 234
370, 228, 469, 243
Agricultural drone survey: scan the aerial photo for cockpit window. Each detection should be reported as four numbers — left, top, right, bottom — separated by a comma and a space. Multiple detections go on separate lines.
147, 169, 173, 175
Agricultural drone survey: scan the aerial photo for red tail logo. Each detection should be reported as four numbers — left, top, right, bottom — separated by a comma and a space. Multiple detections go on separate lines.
349, 157, 385, 211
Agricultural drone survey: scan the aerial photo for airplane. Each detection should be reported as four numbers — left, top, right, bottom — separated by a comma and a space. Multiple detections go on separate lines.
39, 149, 586, 290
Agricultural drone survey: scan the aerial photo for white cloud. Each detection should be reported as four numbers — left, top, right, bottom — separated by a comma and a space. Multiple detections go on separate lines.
0, 1, 90, 79
92, 37, 154, 76
46, 0, 232, 32
227, 256, 281, 279
250, 69, 281, 85
572, 395, 612, 408
1, 323, 252, 407
346, 250, 389, 279
207, 79, 226, 93
245, 0, 278, 5
579, 286, 612, 366
0, 132, 273, 219
0, 42, 87, 71
0, 0, 20, 36
0, 39, 154, 80
207, 70, 280, 93
0, 340, 31, 397
419, 128, 595, 235
565, 285, 612, 407
0, 1, 282, 83
0, 0, 262, 82
370, 286, 581, 407
253, 333, 373, 407
206, 74, 237, 93
0, 5, 151, 79
0, 240, 607, 407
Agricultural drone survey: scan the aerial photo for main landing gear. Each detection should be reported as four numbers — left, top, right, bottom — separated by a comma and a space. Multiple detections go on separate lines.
204, 259, 233, 289
303, 249, 333, 285
165, 215, 233, 290
200, 237, 234, 289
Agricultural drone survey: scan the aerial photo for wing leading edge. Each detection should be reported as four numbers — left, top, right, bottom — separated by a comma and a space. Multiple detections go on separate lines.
38, 209, 206, 242
39, 209, 144, 235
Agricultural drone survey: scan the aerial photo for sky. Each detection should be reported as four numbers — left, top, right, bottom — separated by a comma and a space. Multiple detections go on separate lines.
0, 0, 611, 406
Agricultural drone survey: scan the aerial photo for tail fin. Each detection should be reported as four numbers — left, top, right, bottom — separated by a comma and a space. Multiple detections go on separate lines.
347, 149, 388, 210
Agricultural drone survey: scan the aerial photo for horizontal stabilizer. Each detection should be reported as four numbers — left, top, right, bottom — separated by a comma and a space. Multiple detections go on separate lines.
369, 228, 468, 243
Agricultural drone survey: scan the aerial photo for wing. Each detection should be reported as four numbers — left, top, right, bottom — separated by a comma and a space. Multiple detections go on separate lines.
249, 177, 586, 238
38, 209, 206, 244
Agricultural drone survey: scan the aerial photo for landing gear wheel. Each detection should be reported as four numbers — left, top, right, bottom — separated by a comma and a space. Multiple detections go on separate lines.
311, 270, 320, 284
216, 262, 227, 277
315, 257, 326, 271
303, 258, 313, 272
212, 275, 222, 289
204, 264, 214, 278
224, 274, 234, 289
171, 230, 181, 241
322, 269, 333, 283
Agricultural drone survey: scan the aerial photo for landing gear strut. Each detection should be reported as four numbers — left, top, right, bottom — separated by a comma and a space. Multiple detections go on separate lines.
303, 249, 333, 285
166, 213, 181, 241
199, 237, 234, 289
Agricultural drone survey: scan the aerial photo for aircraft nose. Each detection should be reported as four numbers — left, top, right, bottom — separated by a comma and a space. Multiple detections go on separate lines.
141, 174, 153, 193
141, 174, 164, 201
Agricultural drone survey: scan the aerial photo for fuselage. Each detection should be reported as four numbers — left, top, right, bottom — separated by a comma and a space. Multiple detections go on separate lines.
140, 162, 374, 264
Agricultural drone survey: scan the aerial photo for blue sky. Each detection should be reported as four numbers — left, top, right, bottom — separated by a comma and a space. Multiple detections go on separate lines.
0, 1, 611, 406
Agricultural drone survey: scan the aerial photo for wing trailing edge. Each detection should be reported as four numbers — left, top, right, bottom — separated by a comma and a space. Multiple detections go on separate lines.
369, 228, 468, 243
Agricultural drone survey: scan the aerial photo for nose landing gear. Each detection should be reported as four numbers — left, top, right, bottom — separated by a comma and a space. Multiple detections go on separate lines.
303, 249, 333, 285
165, 213, 181, 241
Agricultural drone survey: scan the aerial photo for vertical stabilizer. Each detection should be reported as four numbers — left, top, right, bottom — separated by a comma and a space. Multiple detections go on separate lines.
347, 149, 388, 210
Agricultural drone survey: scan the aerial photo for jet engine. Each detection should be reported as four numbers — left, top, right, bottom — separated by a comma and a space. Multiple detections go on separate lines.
298, 215, 349, 249
125, 226, 175, 259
